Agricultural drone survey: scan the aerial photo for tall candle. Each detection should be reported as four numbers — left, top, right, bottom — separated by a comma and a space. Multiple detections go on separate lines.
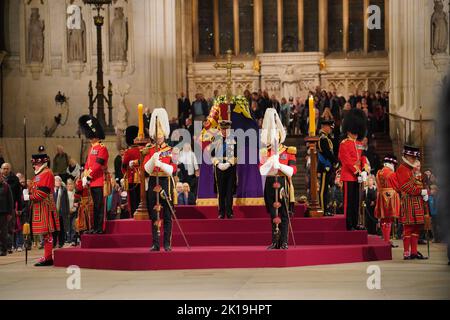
309, 95, 315, 136
138, 104, 144, 138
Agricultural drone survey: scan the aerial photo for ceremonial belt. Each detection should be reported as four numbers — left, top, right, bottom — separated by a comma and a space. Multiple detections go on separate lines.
380, 188, 395, 193
150, 173, 170, 177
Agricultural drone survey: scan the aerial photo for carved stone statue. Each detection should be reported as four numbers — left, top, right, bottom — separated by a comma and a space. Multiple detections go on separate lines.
27, 8, 44, 63
68, 11, 86, 62
279, 66, 300, 99
110, 7, 128, 61
431, 0, 448, 55
115, 83, 130, 132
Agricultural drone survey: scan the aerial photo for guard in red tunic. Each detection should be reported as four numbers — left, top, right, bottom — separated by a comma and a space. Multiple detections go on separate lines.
22, 154, 59, 266
78, 115, 109, 234
259, 108, 297, 250
396, 145, 429, 260
374, 155, 400, 247
122, 125, 141, 216
143, 108, 177, 252
338, 108, 370, 231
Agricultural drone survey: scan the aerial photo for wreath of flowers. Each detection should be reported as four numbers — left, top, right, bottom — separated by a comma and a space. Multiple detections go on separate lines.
213, 95, 250, 110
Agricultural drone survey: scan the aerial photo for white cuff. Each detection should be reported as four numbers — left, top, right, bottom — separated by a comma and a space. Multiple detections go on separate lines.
23, 194, 30, 201
259, 160, 274, 176
144, 157, 156, 174
278, 163, 294, 177
158, 163, 174, 176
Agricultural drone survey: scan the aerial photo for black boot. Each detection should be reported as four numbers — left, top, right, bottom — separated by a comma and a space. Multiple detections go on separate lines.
280, 243, 288, 250
34, 259, 54, 267
267, 243, 279, 250
150, 245, 160, 251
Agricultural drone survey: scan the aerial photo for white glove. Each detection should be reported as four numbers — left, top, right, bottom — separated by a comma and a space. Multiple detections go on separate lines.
154, 158, 162, 168
259, 159, 275, 176
357, 176, 363, 184
421, 189, 428, 197
360, 171, 368, 182
82, 176, 89, 187
151, 152, 160, 162
218, 163, 231, 171
158, 162, 174, 176
129, 160, 136, 168
422, 195, 429, 202
22, 189, 30, 201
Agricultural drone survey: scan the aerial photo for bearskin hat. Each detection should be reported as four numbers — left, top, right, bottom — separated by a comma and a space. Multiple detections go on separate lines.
342, 108, 367, 140
78, 115, 105, 140
125, 125, 139, 146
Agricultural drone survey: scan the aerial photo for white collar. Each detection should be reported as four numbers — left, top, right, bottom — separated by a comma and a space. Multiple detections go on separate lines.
34, 163, 47, 175
402, 156, 420, 169
384, 163, 395, 171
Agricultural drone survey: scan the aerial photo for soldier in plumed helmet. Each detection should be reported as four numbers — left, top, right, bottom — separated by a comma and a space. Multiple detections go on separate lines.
143, 108, 177, 252
259, 108, 297, 250
78, 115, 109, 234
338, 108, 370, 231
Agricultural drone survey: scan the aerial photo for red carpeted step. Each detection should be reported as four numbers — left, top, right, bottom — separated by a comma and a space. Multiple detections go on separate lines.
105, 217, 347, 234
174, 205, 307, 219
80, 230, 368, 248
54, 236, 391, 271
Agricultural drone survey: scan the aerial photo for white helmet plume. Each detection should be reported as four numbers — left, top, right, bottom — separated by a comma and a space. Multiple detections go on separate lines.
149, 108, 170, 139
260, 108, 286, 145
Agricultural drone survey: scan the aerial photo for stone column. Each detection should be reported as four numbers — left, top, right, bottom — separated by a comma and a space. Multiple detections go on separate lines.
363, 0, 369, 54
146, 0, 178, 117
233, 0, 240, 55
298, 0, 304, 52
277, 0, 283, 52
213, 0, 220, 56
254, 0, 264, 53
192, 0, 199, 57
319, 0, 328, 53
343, 0, 349, 54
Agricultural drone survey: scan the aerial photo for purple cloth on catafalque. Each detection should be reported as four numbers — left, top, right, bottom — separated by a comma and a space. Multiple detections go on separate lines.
197, 108, 263, 202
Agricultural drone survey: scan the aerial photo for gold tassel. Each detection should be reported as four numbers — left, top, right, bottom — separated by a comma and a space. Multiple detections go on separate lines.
23, 223, 31, 236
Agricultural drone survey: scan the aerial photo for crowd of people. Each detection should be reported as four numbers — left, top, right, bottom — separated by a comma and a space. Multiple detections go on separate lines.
0, 86, 441, 260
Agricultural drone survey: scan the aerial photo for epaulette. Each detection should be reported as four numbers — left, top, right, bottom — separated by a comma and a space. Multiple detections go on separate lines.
287, 146, 297, 155
260, 148, 268, 156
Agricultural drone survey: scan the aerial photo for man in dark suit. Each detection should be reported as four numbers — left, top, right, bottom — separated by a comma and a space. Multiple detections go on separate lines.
178, 92, 191, 128
177, 183, 196, 205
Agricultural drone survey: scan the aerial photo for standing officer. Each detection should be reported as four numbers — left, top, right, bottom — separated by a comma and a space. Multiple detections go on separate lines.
338, 108, 370, 231
211, 119, 237, 219
122, 125, 141, 216
318, 120, 338, 216
143, 108, 177, 252
78, 115, 109, 234
259, 108, 297, 250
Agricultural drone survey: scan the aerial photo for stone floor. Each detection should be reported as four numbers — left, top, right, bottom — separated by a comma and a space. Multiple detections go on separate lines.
0, 241, 449, 300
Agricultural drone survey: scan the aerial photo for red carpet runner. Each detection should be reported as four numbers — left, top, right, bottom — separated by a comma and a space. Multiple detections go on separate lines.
54, 205, 391, 270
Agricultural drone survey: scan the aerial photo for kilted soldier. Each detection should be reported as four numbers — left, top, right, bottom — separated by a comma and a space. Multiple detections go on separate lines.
374, 155, 400, 247
211, 119, 237, 219
318, 120, 338, 216
397, 145, 429, 260
22, 154, 60, 266
143, 108, 177, 252
78, 115, 109, 234
122, 125, 141, 215
259, 108, 297, 250
338, 108, 370, 231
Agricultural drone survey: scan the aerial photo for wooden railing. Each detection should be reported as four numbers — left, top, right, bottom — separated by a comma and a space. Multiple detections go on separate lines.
387, 112, 436, 146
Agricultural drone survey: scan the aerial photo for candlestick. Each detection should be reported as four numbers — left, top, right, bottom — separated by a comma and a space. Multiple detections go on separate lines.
138, 104, 144, 138
309, 95, 316, 136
